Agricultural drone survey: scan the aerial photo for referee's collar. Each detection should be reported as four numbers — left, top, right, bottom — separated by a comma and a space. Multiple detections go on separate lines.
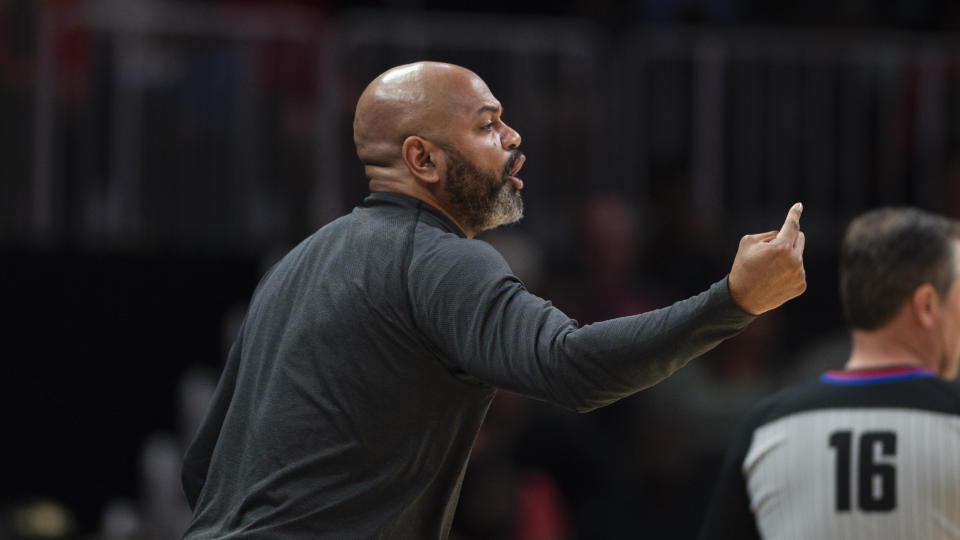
821, 366, 937, 385
362, 192, 467, 238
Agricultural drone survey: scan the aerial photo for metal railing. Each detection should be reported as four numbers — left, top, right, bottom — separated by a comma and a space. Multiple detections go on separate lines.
9, 2, 959, 252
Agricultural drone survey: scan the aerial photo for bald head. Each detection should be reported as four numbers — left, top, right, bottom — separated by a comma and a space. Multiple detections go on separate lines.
353, 62, 488, 168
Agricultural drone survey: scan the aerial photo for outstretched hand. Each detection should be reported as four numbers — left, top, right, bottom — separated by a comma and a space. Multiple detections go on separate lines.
728, 203, 807, 315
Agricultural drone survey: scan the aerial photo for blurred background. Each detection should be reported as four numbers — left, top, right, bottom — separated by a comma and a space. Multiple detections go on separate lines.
3, 0, 960, 538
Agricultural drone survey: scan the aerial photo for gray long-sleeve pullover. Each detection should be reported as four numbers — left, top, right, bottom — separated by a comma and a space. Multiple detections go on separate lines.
182, 192, 754, 539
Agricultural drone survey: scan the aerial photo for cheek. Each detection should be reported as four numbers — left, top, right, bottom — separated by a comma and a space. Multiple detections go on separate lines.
948, 310, 960, 359
951, 303, 960, 339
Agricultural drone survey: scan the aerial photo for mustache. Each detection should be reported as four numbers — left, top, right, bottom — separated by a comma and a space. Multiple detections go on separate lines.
502, 150, 525, 177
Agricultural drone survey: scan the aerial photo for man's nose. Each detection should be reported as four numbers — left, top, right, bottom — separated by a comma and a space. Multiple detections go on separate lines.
501, 122, 521, 150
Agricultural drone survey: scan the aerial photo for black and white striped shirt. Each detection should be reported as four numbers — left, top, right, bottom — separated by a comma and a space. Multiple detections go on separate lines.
700, 367, 960, 540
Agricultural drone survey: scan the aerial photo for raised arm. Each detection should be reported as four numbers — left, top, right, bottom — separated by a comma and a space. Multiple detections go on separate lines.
409, 204, 807, 412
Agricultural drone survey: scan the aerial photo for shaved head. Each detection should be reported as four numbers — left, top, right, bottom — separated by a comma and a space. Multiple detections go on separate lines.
353, 62, 487, 167
352, 61, 525, 237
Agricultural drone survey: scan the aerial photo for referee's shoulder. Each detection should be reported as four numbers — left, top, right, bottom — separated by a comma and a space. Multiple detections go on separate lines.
741, 377, 840, 430
916, 375, 960, 414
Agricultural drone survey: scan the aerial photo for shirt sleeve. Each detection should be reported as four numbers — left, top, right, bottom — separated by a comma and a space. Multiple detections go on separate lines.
698, 411, 763, 540
408, 236, 755, 412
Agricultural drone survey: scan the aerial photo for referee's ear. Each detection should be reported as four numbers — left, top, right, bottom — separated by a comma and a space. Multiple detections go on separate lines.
911, 283, 940, 329
401, 135, 442, 185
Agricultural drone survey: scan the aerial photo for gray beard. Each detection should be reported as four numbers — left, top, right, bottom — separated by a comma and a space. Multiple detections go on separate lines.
442, 145, 524, 233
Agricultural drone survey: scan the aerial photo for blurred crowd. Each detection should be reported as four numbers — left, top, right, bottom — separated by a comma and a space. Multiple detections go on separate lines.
3, 0, 960, 539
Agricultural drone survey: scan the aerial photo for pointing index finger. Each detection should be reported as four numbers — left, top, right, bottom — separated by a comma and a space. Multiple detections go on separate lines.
775, 202, 804, 245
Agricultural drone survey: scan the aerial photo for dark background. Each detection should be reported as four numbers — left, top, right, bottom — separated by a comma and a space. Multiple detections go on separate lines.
3, 0, 960, 538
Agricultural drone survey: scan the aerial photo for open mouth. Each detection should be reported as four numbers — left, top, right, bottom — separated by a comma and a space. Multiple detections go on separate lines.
504, 153, 526, 190
507, 153, 526, 177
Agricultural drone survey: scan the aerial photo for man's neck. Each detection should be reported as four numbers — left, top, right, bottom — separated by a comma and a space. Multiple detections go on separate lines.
845, 328, 930, 372
368, 177, 472, 238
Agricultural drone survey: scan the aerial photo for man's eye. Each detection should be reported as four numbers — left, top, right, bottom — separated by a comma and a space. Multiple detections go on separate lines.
482, 122, 495, 131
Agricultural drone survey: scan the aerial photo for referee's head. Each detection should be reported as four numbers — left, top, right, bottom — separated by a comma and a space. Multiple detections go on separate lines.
840, 207, 960, 378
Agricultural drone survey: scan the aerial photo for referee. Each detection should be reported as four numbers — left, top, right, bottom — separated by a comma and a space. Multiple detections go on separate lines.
699, 207, 960, 540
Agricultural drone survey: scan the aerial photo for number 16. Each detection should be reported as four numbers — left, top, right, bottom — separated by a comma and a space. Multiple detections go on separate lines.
828, 430, 897, 512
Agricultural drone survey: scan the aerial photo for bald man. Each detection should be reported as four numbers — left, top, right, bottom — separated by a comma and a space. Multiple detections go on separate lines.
181, 62, 807, 539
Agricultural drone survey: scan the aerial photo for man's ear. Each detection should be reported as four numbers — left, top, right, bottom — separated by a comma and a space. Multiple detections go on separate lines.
401, 136, 443, 184
911, 283, 941, 329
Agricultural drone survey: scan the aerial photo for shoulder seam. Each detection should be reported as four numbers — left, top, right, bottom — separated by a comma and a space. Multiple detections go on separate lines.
402, 202, 423, 330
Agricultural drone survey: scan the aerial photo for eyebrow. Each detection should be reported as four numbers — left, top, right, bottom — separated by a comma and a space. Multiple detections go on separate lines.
476, 104, 501, 115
